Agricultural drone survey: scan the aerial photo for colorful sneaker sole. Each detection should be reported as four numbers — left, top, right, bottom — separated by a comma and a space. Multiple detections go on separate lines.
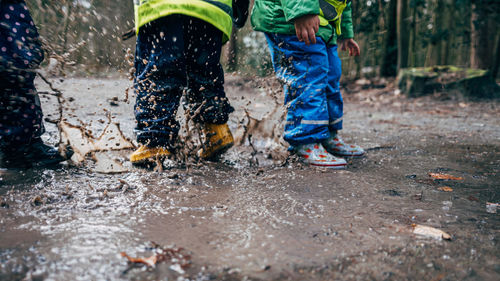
331, 150, 365, 157
308, 162, 347, 169
303, 159, 347, 169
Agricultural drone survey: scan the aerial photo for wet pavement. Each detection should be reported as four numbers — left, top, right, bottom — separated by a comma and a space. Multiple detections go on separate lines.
0, 76, 499, 280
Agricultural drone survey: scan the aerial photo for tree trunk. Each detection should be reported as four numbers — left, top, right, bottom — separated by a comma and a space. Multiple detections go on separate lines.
409, 2, 417, 66
443, 0, 453, 65
397, 0, 410, 71
381, 0, 398, 76
470, 0, 491, 69
491, 31, 500, 79
60, 0, 72, 72
376, 0, 386, 72
429, 0, 445, 66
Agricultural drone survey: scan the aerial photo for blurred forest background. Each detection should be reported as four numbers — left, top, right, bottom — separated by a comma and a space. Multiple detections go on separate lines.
26, 0, 500, 81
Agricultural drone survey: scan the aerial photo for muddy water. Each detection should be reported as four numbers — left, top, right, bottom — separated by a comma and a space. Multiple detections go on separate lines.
0, 77, 499, 280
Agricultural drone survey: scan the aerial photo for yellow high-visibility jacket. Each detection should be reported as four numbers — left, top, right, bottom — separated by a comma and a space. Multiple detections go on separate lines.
134, 0, 233, 43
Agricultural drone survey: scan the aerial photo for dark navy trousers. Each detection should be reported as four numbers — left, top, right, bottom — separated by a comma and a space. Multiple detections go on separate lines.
0, 0, 45, 149
134, 15, 234, 148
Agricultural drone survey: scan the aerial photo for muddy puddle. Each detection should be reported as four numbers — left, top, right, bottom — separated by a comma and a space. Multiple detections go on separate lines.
1, 76, 499, 280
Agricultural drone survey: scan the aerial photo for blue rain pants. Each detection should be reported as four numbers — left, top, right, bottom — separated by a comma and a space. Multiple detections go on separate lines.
134, 15, 234, 148
265, 33, 343, 146
0, 0, 45, 149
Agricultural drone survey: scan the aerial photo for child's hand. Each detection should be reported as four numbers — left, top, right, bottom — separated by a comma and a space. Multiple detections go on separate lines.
339, 39, 360, 56
294, 15, 320, 45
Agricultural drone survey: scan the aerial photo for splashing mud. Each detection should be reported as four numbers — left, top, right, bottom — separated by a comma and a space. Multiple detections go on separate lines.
1, 76, 499, 280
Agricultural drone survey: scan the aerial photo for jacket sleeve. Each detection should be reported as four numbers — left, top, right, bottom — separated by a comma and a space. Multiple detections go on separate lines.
233, 0, 250, 28
280, 0, 320, 22
339, 2, 354, 39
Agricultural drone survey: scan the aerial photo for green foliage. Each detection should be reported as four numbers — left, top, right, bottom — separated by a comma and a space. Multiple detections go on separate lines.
21, 0, 500, 79
353, 0, 379, 34
26, 0, 135, 75
239, 31, 273, 76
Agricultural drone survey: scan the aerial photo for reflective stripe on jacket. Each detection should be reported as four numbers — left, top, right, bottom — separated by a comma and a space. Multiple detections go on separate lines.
134, 0, 233, 43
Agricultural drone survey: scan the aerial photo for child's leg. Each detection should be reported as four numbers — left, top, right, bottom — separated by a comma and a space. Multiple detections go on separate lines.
325, 45, 343, 132
0, 1, 45, 149
265, 34, 347, 168
134, 16, 187, 149
0, 2, 66, 167
264, 33, 331, 147
184, 17, 233, 124
322, 44, 364, 156
183, 17, 235, 159
0, 75, 44, 148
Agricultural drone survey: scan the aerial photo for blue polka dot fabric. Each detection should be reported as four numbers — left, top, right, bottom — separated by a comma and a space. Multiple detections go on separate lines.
0, 0, 43, 71
0, 0, 45, 149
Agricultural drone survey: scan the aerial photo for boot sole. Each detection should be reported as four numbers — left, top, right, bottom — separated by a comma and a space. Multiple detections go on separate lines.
131, 160, 159, 169
331, 151, 365, 157
131, 156, 166, 166
130, 149, 171, 165
201, 142, 233, 161
326, 149, 365, 157
32, 158, 65, 168
308, 162, 347, 169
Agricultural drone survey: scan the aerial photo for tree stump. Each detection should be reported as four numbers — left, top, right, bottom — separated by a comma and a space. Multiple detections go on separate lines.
397, 66, 500, 98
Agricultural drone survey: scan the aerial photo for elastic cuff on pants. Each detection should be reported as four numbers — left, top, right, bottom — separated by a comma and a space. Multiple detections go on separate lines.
136, 132, 176, 149
284, 131, 330, 147
328, 122, 343, 132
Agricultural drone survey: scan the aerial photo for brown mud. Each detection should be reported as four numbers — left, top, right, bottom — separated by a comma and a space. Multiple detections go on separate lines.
0, 76, 499, 280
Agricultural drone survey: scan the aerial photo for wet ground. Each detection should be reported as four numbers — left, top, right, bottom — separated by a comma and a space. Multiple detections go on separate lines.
0, 75, 499, 280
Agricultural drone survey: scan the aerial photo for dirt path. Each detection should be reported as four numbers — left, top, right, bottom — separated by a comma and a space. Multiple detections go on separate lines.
0, 76, 499, 280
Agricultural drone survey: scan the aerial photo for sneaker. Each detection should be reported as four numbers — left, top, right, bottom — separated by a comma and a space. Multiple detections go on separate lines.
198, 123, 234, 160
130, 145, 171, 164
295, 143, 347, 169
322, 132, 365, 157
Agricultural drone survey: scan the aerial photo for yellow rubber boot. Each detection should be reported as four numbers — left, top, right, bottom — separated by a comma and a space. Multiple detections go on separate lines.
130, 145, 171, 164
199, 123, 234, 160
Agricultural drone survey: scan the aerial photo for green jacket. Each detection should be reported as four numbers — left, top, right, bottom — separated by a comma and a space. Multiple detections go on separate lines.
134, 0, 233, 43
251, 0, 354, 45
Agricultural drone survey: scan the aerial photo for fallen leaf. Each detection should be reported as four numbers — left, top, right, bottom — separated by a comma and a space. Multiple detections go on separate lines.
431, 273, 446, 281
428, 173, 464, 180
412, 224, 451, 240
468, 195, 480, 202
32, 196, 43, 206
121, 252, 157, 267
437, 186, 453, 192
414, 193, 423, 201
121, 243, 191, 269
